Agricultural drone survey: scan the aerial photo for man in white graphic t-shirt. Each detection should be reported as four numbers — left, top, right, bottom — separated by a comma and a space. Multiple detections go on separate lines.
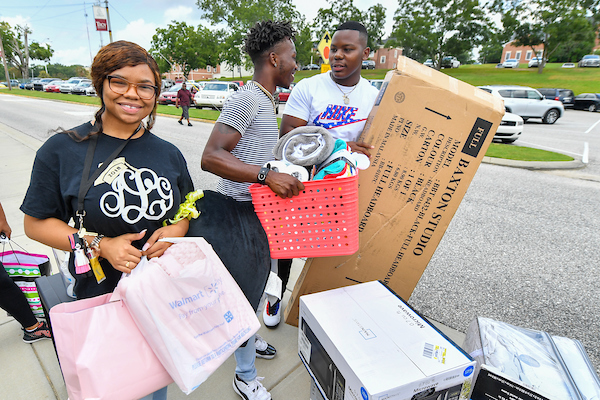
263, 21, 380, 328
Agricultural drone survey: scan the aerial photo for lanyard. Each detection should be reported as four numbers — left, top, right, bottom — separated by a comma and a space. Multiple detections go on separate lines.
76, 124, 143, 229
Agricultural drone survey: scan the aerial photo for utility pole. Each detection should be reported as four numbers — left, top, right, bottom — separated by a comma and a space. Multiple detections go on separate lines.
0, 35, 12, 90
23, 26, 31, 81
105, 0, 113, 43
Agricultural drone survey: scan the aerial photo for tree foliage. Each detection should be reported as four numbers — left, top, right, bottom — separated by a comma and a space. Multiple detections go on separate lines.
391, 0, 490, 69
493, 0, 597, 73
196, 0, 301, 69
150, 21, 221, 78
0, 22, 54, 78
312, 0, 387, 50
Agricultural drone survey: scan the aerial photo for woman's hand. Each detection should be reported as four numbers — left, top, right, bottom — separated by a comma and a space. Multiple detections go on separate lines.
99, 230, 146, 273
142, 219, 190, 259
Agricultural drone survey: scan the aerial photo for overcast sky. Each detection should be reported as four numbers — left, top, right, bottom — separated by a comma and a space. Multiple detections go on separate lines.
0, 0, 398, 68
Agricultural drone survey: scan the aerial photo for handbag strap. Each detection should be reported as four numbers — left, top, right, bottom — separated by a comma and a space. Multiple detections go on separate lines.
0, 233, 28, 264
76, 124, 143, 228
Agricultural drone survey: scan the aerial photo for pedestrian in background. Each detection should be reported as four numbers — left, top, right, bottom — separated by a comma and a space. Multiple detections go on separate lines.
176, 82, 194, 126
0, 202, 52, 343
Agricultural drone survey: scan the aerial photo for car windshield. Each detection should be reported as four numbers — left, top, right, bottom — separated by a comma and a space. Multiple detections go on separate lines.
584, 55, 599, 60
204, 83, 228, 91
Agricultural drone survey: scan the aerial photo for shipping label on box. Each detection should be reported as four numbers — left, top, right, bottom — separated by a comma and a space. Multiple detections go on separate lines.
285, 56, 504, 325
299, 281, 477, 400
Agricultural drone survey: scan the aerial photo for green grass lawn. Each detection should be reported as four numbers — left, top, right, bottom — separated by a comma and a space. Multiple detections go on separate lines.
486, 143, 574, 161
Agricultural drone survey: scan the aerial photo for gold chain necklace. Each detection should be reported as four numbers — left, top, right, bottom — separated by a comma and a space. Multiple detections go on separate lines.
250, 81, 276, 112
331, 74, 358, 105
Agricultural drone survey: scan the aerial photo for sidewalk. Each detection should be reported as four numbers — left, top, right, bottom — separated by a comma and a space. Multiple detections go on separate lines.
0, 122, 468, 400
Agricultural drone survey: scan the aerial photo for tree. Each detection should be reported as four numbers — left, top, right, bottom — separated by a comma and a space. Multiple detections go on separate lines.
150, 21, 221, 78
390, 0, 490, 69
0, 22, 54, 78
312, 0, 387, 50
295, 22, 315, 67
196, 0, 301, 70
494, 0, 597, 74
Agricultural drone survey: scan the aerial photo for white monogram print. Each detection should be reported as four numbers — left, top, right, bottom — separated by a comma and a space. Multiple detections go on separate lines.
100, 166, 173, 224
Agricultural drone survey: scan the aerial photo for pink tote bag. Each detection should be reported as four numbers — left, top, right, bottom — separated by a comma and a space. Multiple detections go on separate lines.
50, 293, 173, 400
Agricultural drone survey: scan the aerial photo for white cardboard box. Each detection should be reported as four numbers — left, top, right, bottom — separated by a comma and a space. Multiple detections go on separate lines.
298, 281, 476, 400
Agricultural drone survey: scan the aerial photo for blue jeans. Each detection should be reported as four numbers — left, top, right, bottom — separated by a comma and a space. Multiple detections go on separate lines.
139, 386, 168, 400
234, 334, 257, 382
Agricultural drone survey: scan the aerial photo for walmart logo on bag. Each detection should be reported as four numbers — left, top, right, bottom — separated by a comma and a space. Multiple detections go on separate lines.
224, 311, 234, 323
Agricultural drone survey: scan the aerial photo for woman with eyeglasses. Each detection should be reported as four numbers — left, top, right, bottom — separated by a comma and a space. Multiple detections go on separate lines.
20, 41, 193, 397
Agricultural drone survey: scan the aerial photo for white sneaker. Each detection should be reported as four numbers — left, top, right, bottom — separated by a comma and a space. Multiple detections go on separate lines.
255, 334, 277, 359
233, 374, 272, 400
262, 299, 281, 328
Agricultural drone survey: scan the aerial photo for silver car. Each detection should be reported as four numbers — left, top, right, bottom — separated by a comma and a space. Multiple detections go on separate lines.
578, 54, 600, 68
477, 85, 564, 124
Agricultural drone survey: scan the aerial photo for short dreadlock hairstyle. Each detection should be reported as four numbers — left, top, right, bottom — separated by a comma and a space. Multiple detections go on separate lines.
244, 21, 296, 63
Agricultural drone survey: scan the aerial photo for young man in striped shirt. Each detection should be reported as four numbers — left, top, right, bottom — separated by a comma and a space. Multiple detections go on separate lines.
201, 21, 304, 400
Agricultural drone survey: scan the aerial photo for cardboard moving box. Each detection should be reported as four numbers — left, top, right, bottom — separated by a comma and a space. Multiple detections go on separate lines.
299, 281, 476, 400
285, 56, 504, 325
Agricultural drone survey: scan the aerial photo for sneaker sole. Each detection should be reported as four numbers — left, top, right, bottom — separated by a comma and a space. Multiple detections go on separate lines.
264, 320, 280, 329
255, 351, 276, 360
23, 336, 50, 344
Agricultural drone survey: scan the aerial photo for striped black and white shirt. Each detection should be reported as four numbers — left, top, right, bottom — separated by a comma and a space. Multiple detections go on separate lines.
216, 82, 278, 202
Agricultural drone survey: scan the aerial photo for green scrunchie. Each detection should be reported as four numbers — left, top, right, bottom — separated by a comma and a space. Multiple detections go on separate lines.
163, 189, 204, 226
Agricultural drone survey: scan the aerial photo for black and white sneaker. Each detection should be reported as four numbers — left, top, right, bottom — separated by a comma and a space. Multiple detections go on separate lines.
255, 334, 276, 359
233, 374, 271, 400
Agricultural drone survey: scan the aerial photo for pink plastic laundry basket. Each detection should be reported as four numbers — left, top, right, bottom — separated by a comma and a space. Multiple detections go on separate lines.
249, 174, 359, 259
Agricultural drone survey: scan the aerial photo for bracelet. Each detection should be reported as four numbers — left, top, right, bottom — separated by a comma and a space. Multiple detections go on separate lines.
163, 189, 204, 226
90, 234, 104, 256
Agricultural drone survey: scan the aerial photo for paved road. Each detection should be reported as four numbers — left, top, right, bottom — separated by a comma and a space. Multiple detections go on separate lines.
2, 93, 599, 374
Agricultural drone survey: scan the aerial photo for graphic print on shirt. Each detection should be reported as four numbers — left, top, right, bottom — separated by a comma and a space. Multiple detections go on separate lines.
93, 157, 173, 224
312, 104, 365, 129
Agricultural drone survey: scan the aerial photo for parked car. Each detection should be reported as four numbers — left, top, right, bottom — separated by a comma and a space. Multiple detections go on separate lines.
494, 112, 523, 143
441, 56, 460, 68
24, 79, 39, 90
477, 85, 564, 124
528, 57, 544, 68
45, 81, 65, 93
194, 82, 239, 110
60, 79, 91, 94
578, 54, 600, 68
0, 83, 7, 89
71, 81, 96, 96
157, 82, 201, 105
573, 93, 600, 112
537, 88, 575, 108
501, 59, 520, 68
33, 78, 58, 91
275, 86, 292, 102
230, 80, 244, 87
561, 63, 576, 68
161, 79, 175, 90
423, 59, 435, 68
369, 79, 384, 90
302, 64, 319, 70
361, 60, 375, 69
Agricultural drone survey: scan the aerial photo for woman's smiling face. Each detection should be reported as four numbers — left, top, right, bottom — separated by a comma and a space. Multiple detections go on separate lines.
102, 64, 156, 129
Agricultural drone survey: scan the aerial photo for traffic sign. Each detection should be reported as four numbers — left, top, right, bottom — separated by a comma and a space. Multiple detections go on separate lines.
317, 32, 332, 65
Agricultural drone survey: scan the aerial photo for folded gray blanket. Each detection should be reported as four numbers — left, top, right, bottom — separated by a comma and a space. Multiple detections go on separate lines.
272, 126, 335, 166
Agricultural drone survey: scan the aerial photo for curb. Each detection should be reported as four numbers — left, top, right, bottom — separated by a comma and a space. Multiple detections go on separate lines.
482, 156, 585, 170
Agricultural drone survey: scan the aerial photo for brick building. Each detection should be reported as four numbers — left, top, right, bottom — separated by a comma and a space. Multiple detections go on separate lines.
501, 42, 544, 63
373, 48, 403, 69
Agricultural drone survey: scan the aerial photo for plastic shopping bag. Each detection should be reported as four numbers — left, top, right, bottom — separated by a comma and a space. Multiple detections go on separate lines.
116, 237, 261, 394
50, 293, 173, 400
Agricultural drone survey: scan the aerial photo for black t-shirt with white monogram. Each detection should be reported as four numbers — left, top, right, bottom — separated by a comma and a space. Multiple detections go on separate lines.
21, 122, 194, 298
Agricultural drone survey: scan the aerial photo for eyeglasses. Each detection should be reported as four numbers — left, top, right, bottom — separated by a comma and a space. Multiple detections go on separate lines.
106, 75, 158, 99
